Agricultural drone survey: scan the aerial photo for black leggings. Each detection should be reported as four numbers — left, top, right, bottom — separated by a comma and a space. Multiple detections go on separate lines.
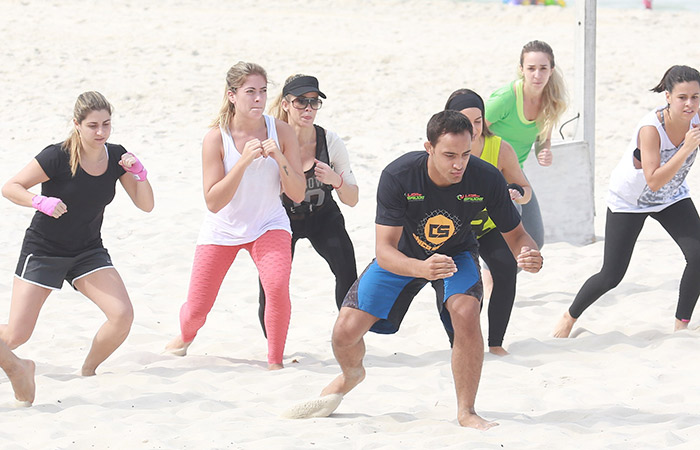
258, 201, 357, 335
440, 230, 517, 348
569, 198, 700, 321
479, 229, 518, 347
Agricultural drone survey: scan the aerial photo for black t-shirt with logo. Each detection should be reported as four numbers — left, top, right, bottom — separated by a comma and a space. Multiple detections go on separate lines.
376, 151, 520, 259
21, 142, 127, 257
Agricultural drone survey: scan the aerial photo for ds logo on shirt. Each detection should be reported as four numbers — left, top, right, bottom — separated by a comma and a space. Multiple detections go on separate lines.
413, 210, 462, 253
425, 215, 453, 242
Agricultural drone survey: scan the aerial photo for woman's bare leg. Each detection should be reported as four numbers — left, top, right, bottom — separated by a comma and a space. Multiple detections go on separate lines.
73, 268, 134, 376
0, 278, 52, 349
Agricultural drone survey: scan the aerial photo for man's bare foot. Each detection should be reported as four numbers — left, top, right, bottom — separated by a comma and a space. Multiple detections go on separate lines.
320, 367, 365, 397
164, 335, 191, 356
281, 393, 344, 419
81, 366, 97, 377
488, 346, 509, 356
458, 410, 498, 430
8, 358, 36, 405
553, 311, 577, 338
281, 368, 365, 420
268, 363, 284, 370
675, 319, 689, 332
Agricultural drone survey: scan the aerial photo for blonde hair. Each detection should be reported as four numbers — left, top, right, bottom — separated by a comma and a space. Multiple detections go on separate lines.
210, 61, 268, 129
519, 40, 568, 140
268, 74, 308, 123
62, 91, 112, 176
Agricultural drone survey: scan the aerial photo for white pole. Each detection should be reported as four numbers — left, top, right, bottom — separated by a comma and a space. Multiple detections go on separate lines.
575, 0, 597, 207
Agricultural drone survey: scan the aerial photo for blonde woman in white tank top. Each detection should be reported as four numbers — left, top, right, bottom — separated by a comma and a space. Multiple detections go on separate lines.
165, 62, 305, 370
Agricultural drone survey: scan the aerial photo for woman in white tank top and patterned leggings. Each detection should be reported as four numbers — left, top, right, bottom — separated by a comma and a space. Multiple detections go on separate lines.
165, 62, 305, 370
554, 65, 700, 338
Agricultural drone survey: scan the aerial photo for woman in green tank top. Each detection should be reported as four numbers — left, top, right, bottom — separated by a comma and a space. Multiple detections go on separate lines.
484, 40, 568, 250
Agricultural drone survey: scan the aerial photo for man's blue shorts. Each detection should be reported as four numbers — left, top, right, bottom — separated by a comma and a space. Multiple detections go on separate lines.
342, 250, 483, 334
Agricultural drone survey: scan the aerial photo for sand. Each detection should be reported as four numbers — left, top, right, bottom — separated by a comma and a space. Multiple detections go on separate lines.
1, 0, 699, 448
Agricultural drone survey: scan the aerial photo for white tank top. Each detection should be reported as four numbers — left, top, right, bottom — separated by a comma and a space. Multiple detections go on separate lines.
608, 107, 699, 213
197, 114, 291, 245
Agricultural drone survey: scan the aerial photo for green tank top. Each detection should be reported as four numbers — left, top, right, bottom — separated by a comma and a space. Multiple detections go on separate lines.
470, 136, 501, 238
485, 80, 540, 167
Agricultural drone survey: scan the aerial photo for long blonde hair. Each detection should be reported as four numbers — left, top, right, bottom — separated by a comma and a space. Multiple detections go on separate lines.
210, 61, 268, 129
62, 91, 113, 176
268, 74, 308, 123
519, 40, 567, 140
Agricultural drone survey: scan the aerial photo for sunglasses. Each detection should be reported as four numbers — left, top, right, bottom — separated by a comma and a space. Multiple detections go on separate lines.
290, 96, 323, 110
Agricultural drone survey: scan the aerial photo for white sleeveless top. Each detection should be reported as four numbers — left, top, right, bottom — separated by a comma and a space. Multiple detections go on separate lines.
607, 107, 699, 213
197, 114, 291, 245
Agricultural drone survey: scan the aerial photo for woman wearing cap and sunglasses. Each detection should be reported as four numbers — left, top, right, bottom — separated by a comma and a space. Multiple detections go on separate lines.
258, 75, 359, 335
165, 62, 305, 370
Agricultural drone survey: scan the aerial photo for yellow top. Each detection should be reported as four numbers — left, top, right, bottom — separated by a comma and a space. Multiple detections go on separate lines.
470, 135, 501, 239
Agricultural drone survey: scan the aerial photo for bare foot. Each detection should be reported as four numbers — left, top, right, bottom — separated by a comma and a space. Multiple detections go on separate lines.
164, 335, 191, 356
281, 393, 344, 419
674, 319, 689, 332
488, 346, 509, 356
268, 363, 284, 370
8, 358, 36, 405
280, 368, 365, 420
81, 366, 97, 377
320, 367, 365, 397
458, 410, 498, 430
553, 311, 576, 338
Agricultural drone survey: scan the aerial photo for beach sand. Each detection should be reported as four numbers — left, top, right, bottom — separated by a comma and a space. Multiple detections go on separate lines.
1, 1, 699, 448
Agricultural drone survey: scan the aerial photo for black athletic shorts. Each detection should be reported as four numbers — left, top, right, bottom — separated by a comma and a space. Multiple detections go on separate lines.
14, 247, 114, 290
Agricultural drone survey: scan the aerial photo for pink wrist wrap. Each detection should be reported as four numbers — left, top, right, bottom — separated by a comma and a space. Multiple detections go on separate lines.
32, 195, 62, 216
122, 153, 148, 181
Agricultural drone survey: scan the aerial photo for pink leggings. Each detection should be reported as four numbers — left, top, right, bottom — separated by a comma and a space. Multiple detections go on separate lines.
179, 229, 292, 365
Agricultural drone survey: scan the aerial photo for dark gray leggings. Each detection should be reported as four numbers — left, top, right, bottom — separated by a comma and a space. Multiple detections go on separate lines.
517, 187, 545, 250
569, 198, 700, 321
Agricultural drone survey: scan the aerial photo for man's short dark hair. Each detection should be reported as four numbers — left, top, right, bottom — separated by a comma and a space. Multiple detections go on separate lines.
426, 110, 473, 146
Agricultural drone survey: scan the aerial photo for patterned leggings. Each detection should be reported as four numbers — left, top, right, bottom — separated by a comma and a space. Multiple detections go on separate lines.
179, 230, 292, 365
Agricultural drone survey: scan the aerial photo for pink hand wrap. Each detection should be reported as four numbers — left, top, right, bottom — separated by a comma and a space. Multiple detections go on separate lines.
122, 153, 148, 181
32, 195, 62, 216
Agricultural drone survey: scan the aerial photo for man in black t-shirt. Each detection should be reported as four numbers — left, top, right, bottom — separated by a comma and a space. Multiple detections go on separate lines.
285, 111, 543, 429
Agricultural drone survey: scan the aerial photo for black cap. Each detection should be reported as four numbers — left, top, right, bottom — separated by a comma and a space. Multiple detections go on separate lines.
282, 75, 326, 99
